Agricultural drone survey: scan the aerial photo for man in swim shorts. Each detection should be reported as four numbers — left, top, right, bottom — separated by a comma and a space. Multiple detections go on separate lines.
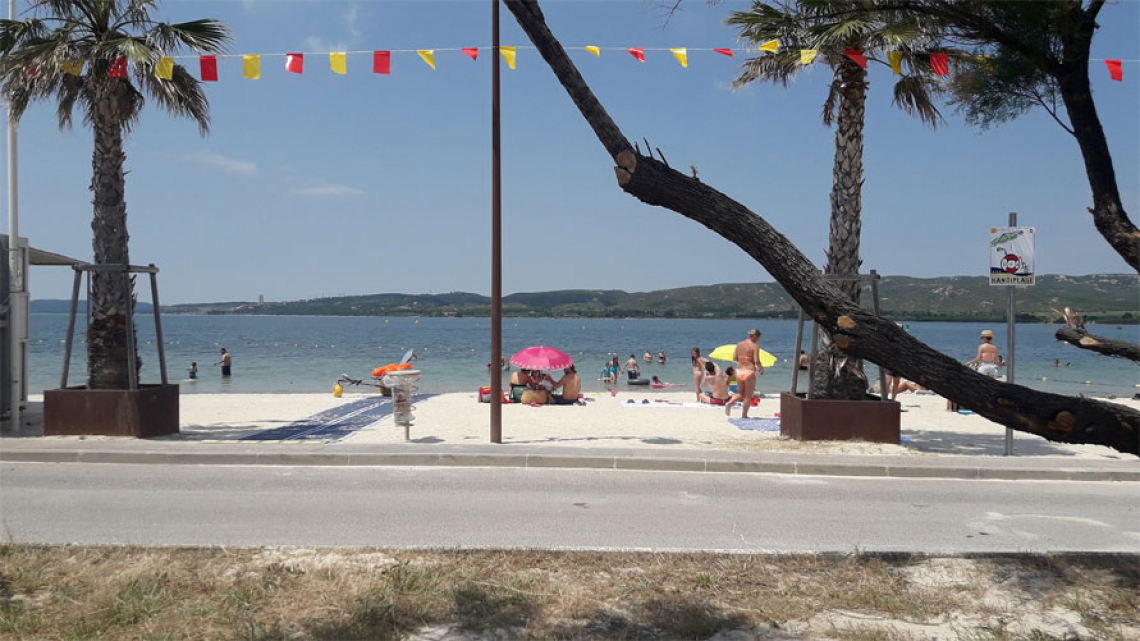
726, 330, 764, 418
214, 348, 232, 377
699, 362, 734, 406
551, 366, 582, 405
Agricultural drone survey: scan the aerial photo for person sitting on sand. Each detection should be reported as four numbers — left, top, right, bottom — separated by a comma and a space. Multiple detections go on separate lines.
699, 363, 734, 406
965, 329, 1002, 378
551, 366, 582, 405
509, 368, 534, 399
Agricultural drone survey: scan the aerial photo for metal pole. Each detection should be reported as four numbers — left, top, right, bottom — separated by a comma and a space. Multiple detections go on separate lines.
489, 0, 503, 444
60, 269, 82, 388
6, 0, 20, 431
149, 268, 167, 385
807, 322, 820, 400
124, 270, 137, 390
869, 270, 888, 402
1004, 212, 1017, 456
790, 308, 805, 395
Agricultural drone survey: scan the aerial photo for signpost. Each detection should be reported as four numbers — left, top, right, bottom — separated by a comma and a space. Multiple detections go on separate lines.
989, 214, 1034, 456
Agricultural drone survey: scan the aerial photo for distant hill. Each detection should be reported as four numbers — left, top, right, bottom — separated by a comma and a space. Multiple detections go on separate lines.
31, 299, 154, 314
160, 274, 1139, 323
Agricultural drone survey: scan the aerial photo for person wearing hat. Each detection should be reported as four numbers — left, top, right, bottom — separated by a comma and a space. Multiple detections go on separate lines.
966, 329, 1002, 378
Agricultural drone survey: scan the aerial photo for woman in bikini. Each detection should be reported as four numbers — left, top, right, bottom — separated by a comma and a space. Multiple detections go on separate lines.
725, 329, 764, 418
690, 347, 711, 402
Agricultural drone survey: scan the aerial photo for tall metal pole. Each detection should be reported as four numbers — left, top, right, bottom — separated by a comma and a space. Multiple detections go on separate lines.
489, 0, 503, 443
6, 0, 21, 432
1004, 212, 1017, 456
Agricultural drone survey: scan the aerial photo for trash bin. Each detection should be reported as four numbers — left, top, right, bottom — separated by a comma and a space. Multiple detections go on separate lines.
382, 369, 421, 441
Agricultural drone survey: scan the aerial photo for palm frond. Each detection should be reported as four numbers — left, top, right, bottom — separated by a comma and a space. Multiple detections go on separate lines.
138, 62, 209, 135
891, 73, 944, 127
54, 73, 85, 129
732, 51, 804, 88
150, 19, 230, 55
821, 76, 841, 127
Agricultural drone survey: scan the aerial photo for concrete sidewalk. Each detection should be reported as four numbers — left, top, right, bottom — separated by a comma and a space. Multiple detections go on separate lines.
1, 437, 1136, 482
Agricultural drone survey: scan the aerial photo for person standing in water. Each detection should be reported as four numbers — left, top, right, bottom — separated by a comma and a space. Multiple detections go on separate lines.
658, 348, 667, 364
214, 348, 232, 377
187, 362, 198, 381
725, 329, 764, 418
643, 350, 653, 363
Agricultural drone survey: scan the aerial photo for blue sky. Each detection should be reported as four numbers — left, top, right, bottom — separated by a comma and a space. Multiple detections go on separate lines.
4, 0, 1138, 304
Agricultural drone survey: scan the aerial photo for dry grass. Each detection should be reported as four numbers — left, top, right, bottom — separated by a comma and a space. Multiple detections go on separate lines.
0, 546, 1135, 640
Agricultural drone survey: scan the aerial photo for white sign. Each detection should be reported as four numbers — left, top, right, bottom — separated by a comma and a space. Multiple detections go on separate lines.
989, 226, 1035, 286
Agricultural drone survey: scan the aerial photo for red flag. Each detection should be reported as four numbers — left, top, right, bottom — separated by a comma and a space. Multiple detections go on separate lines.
627, 47, 645, 62
25, 64, 37, 77
200, 55, 218, 81
844, 49, 867, 68
1105, 59, 1123, 81
373, 51, 391, 75
462, 47, 479, 61
930, 53, 949, 76
713, 48, 734, 57
285, 53, 304, 74
109, 57, 127, 78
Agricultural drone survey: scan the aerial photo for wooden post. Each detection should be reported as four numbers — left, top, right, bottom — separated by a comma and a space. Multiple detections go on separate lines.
790, 308, 805, 395
60, 268, 82, 389
149, 267, 168, 385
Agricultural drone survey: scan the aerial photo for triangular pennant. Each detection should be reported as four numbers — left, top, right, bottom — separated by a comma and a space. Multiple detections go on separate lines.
800, 50, 817, 65
373, 50, 391, 74
714, 48, 734, 57
418, 50, 435, 69
501, 46, 516, 69
243, 54, 260, 79
108, 57, 127, 78
670, 48, 688, 68
462, 47, 479, 61
757, 39, 780, 52
200, 55, 217, 81
62, 60, 84, 76
330, 52, 347, 74
1105, 59, 1122, 81
887, 51, 903, 75
930, 52, 949, 76
584, 46, 600, 57
285, 52, 304, 74
627, 47, 645, 62
844, 49, 867, 68
155, 56, 174, 80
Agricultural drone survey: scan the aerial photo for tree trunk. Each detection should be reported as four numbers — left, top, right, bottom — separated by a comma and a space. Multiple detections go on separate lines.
811, 60, 869, 400
86, 84, 136, 390
1055, 19, 1139, 273
1055, 327, 1140, 362
504, 0, 1139, 456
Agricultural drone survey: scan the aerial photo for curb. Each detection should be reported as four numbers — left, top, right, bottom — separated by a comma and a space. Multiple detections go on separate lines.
2, 449, 1137, 482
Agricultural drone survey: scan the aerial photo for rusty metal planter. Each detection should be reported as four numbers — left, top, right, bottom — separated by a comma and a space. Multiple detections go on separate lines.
44, 384, 179, 437
780, 392, 901, 444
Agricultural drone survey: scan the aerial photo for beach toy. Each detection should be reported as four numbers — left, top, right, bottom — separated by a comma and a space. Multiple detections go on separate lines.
333, 383, 343, 398
372, 362, 413, 378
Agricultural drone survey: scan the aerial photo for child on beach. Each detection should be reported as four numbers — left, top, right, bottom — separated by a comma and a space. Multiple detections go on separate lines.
188, 362, 197, 380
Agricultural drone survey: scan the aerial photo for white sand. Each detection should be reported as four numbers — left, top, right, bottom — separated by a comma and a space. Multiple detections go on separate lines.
164, 390, 1139, 460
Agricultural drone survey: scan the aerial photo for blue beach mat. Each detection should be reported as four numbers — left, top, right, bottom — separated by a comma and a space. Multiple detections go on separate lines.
729, 417, 781, 432
242, 395, 433, 442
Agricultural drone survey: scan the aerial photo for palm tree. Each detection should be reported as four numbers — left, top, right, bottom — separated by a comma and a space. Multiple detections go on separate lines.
728, 1, 945, 400
0, 0, 229, 389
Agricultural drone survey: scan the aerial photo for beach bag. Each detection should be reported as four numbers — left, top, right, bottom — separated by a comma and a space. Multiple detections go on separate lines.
478, 386, 511, 404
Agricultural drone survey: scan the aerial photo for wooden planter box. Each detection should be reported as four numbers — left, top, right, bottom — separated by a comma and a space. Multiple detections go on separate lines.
44, 384, 179, 437
779, 392, 900, 444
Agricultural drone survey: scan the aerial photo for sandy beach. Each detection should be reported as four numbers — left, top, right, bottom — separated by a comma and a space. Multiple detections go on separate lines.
142, 389, 1140, 461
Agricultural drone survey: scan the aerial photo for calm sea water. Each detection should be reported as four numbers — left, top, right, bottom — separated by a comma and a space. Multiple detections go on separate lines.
26, 314, 1140, 397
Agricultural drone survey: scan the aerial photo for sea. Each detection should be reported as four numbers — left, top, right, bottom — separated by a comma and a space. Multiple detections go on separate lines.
25, 314, 1140, 398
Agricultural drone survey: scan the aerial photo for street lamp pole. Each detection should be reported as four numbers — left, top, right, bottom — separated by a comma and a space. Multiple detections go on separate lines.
490, 0, 503, 443
6, 0, 22, 433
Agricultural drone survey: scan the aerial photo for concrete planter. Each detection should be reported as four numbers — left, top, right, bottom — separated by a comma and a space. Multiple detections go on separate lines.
779, 392, 900, 444
44, 384, 179, 437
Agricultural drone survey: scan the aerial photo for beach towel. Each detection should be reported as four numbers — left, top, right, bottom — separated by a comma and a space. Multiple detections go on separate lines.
728, 417, 780, 431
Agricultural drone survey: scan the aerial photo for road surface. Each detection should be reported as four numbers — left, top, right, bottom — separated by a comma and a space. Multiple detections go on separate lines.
2, 462, 1136, 552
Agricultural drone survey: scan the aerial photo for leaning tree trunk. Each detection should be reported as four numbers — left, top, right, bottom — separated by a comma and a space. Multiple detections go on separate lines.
86, 83, 136, 390
811, 59, 869, 401
504, 0, 1139, 456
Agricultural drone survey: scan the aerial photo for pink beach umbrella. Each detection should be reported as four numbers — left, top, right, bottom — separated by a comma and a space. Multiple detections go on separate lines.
509, 346, 574, 372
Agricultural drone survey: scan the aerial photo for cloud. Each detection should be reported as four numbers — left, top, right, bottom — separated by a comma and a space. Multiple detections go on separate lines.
303, 4, 359, 53
185, 152, 257, 175
303, 35, 348, 53
289, 184, 365, 197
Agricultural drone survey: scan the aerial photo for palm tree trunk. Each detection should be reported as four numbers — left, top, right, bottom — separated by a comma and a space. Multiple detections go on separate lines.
810, 58, 869, 400
85, 86, 135, 390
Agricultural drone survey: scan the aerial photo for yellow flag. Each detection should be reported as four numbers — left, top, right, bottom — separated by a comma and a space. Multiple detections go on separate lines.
758, 39, 780, 52
330, 52, 347, 74
62, 60, 84, 76
418, 49, 435, 69
800, 49, 817, 65
243, 54, 260, 79
584, 46, 600, 57
887, 51, 903, 75
155, 56, 174, 80
670, 48, 688, 68
501, 46, 516, 70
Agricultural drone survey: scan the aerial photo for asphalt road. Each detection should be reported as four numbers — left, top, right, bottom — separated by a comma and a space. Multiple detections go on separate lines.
2, 463, 1137, 552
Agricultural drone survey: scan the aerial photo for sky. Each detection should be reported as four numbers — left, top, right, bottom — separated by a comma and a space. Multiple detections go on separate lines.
2, 0, 1138, 305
